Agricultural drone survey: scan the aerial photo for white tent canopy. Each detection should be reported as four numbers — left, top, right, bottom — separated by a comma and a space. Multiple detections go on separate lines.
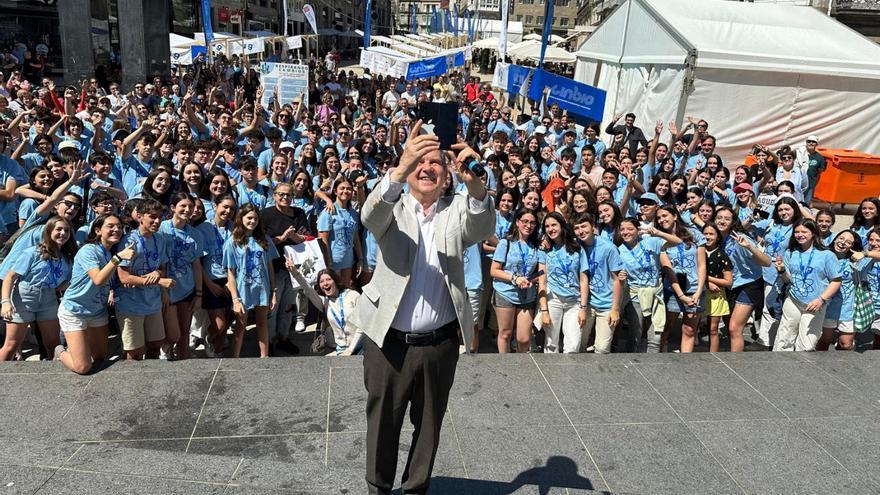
471, 19, 523, 44
508, 39, 575, 64
576, 0, 880, 160
474, 37, 500, 50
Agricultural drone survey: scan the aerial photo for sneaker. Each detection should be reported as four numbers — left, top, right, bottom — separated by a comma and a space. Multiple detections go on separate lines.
204, 340, 219, 359
294, 318, 306, 333
159, 344, 174, 361
53, 345, 65, 361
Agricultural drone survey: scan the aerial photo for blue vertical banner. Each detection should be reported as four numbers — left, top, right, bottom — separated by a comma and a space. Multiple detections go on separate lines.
431, 6, 438, 33
364, 0, 372, 48
465, 10, 472, 42
201, 0, 214, 44
411, 3, 417, 33
539, 0, 555, 66
443, 9, 450, 33
453, 5, 459, 36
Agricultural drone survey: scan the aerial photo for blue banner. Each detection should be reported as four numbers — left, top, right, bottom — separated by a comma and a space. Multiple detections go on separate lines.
364, 0, 372, 48
406, 51, 466, 80
539, 0, 554, 66
201, 0, 214, 44
465, 10, 472, 43
504, 64, 533, 95
431, 6, 438, 33
526, 68, 606, 122
453, 5, 459, 36
411, 3, 417, 33
444, 9, 450, 33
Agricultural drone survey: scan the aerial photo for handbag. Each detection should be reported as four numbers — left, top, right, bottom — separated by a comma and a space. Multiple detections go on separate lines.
310, 297, 329, 354
852, 268, 874, 334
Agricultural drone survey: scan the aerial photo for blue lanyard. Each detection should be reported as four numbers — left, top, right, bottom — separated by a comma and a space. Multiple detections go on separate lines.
797, 248, 815, 287
557, 251, 573, 281
137, 231, 159, 272
587, 244, 597, 278
329, 292, 346, 333
517, 241, 534, 277
337, 207, 352, 245
632, 241, 653, 272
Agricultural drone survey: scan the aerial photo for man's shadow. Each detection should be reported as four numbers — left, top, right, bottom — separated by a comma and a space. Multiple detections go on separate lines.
423, 455, 609, 494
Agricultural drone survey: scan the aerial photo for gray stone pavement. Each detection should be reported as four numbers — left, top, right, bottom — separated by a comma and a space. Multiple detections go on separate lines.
1, 351, 879, 494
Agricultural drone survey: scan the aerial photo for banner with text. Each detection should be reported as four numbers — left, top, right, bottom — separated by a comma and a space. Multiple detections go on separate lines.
258, 62, 310, 108
493, 64, 606, 122
527, 68, 606, 122
405, 51, 466, 80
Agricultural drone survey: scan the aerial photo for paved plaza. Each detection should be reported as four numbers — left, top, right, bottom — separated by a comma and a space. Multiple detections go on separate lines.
1, 350, 879, 494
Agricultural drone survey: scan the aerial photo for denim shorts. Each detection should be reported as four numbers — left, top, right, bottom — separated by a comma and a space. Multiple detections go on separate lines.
664, 290, 705, 315
6, 282, 59, 323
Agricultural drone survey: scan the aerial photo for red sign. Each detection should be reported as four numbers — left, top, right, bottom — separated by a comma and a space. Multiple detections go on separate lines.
218, 7, 230, 22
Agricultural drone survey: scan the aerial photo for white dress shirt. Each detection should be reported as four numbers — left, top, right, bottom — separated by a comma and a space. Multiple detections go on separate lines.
380, 175, 489, 333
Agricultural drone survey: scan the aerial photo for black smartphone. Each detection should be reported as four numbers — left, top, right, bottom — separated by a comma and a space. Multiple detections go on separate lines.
419, 102, 459, 150
528, 270, 545, 281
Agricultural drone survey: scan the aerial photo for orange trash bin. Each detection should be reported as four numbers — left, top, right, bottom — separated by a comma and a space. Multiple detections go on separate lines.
813, 148, 880, 205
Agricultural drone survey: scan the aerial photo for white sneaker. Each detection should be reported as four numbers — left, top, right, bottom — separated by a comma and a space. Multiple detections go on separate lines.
295, 319, 306, 333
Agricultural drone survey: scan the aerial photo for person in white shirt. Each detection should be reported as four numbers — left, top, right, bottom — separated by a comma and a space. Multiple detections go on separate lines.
351, 121, 494, 494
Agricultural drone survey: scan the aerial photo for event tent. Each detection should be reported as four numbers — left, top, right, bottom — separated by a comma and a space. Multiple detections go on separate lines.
575, 0, 880, 160
508, 39, 575, 64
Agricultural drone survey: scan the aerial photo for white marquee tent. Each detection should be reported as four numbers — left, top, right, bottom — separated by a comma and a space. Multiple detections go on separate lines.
575, 0, 880, 160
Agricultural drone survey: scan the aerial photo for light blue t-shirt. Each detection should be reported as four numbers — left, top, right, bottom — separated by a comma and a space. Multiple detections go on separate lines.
362, 228, 379, 271
617, 236, 665, 289
17, 198, 38, 225
160, 220, 204, 303
722, 233, 763, 288
580, 237, 624, 311
222, 235, 278, 310
317, 205, 359, 270
492, 239, 546, 305
664, 230, 706, 294
117, 155, 152, 197
545, 244, 582, 299
12, 246, 72, 289
868, 261, 880, 315
826, 257, 872, 322
235, 182, 268, 209
753, 221, 793, 286
782, 247, 841, 305
116, 230, 169, 315
463, 243, 483, 291
0, 212, 49, 276
196, 221, 232, 280
61, 243, 114, 317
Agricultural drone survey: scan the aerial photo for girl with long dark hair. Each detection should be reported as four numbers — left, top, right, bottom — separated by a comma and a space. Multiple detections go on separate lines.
537, 212, 588, 353
773, 220, 841, 351
224, 203, 277, 358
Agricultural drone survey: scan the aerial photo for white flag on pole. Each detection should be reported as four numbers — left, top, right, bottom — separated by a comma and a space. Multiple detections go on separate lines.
303, 4, 319, 35
499, 0, 509, 60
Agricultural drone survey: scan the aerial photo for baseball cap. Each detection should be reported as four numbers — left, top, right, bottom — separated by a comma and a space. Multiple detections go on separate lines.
111, 129, 130, 142
733, 183, 753, 194
57, 140, 79, 151
534, 125, 547, 134
636, 192, 661, 205
516, 122, 530, 132
806, 135, 819, 143
279, 141, 296, 150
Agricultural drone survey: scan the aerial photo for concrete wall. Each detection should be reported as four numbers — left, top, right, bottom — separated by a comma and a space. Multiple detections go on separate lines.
57, 0, 95, 84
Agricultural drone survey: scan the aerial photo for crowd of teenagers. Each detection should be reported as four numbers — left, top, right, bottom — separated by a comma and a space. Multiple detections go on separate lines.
1, 54, 880, 375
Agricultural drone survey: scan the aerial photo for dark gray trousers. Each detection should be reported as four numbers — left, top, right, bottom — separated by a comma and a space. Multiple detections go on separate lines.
363, 330, 459, 494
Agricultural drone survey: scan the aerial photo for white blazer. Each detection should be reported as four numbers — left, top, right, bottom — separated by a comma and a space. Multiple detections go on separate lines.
350, 185, 495, 351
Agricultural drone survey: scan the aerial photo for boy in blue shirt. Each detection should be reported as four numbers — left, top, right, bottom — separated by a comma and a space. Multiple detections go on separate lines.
115, 200, 176, 360
571, 213, 624, 354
